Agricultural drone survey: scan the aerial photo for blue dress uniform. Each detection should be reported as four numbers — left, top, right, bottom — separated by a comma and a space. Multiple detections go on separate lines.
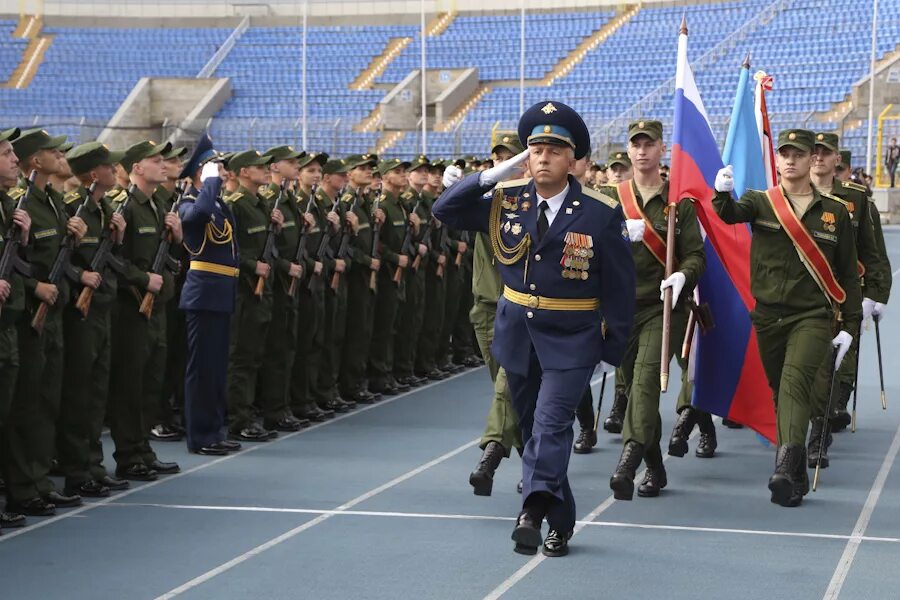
433, 101, 636, 553
178, 174, 239, 452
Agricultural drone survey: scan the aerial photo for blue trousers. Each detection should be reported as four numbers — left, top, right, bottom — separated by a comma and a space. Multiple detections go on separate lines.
506, 349, 592, 533
184, 310, 231, 451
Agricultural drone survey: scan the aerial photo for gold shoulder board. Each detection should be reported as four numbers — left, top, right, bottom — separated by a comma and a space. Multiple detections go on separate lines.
842, 181, 867, 193
224, 192, 242, 204
63, 191, 82, 205
582, 186, 618, 209
7, 187, 25, 201
341, 193, 354, 203
495, 177, 532, 191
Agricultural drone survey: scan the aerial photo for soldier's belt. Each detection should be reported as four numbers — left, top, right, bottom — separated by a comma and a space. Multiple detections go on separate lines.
503, 286, 599, 311
190, 261, 239, 277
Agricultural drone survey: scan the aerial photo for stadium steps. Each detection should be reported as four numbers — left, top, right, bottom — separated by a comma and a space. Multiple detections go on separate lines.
816, 41, 900, 126
355, 106, 382, 132
5, 16, 52, 89
436, 85, 491, 132
426, 12, 457, 37
539, 4, 641, 86
350, 36, 414, 90
375, 130, 405, 154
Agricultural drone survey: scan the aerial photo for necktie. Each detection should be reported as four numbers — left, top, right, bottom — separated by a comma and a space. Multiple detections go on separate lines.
537, 200, 549, 241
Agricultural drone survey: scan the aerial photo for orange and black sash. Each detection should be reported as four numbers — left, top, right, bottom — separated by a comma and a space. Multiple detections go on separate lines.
765, 185, 847, 304
618, 181, 667, 266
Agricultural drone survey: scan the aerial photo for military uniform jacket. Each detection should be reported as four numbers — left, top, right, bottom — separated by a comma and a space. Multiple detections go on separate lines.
11, 182, 70, 315
342, 186, 373, 271
227, 185, 273, 297
378, 189, 408, 268
828, 179, 891, 304
401, 187, 432, 266
178, 177, 238, 313
108, 185, 175, 307
713, 186, 862, 334
433, 173, 636, 375
311, 187, 339, 278
0, 189, 26, 327
603, 181, 705, 309
64, 186, 118, 306
262, 183, 301, 296
867, 198, 892, 303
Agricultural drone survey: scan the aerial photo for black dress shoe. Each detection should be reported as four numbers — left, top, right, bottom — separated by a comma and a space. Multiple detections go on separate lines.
116, 464, 158, 481
390, 379, 410, 393
146, 460, 180, 475
212, 440, 242, 452
9, 497, 55, 517
422, 369, 447, 381
542, 529, 573, 557
65, 480, 110, 498
469, 441, 505, 497
319, 398, 350, 413
437, 362, 463, 374
511, 511, 543, 555
296, 405, 332, 421
149, 423, 184, 442
264, 416, 302, 432
230, 423, 276, 442
345, 391, 375, 405
463, 356, 482, 368
0, 511, 27, 528
573, 428, 597, 454
43, 491, 83, 508
99, 475, 130, 491
336, 397, 357, 411
191, 446, 228, 456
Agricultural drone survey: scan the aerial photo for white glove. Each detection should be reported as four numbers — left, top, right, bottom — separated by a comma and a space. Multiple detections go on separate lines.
625, 219, 645, 242
200, 160, 220, 182
862, 297, 876, 321
479, 149, 529, 187
442, 165, 463, 189
874, 302, 886, 320
715, 165, 734, 193
660, 271, 687, 304
592, 361, 613, 378
832, 330, 853, 369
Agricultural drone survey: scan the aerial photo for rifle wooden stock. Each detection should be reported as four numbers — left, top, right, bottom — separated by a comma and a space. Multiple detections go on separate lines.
139, 291, 155, 319
412, 254, 422, 271
392, 265, 404, 284
660, 203, 678, 392
75, 286, 94, 318
436, 262, 445, 280
369, 270, 377, 292
254, 275, 265, 297
455, 251, 463, 266
287, 277, 298, 297
31, 302, 50, 334
330, 270, 341, 291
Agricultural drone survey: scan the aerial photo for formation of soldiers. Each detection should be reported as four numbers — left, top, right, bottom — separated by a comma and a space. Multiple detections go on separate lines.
0, 114, 892, 548
0, 127, 486, 528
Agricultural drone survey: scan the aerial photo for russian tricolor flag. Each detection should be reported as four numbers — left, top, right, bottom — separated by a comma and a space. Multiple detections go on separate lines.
668, 21, 776, 443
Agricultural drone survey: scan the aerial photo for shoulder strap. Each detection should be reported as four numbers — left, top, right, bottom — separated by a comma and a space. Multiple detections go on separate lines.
617, 180, 667, 266
765, 186, 846, 305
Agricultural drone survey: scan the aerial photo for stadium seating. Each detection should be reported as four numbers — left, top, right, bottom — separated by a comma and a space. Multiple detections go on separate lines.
0, 0, 896, 165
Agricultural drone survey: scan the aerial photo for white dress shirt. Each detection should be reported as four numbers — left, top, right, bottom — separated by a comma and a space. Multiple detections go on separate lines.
537, 184, 569, 228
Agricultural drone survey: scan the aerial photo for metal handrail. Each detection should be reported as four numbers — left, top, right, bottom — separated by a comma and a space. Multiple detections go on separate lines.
197, 15, 249, 79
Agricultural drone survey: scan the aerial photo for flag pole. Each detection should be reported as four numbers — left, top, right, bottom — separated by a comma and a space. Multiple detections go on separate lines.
662, 16, 688, 392
865, 0, 878, 176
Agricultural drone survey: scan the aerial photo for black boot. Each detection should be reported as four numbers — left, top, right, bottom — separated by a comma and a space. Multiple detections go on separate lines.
796, 446, 810, 498
603, 391, 627, 434
637, 444, 667, 497
768, 444, 803, 507
668, 406, 696, 457
722, 418, 744, 429
609, 440, 644, 501
469, 441, 505, 497
807, 417, 832, 469
695, 411, 717, 458
831, 382, 853, 432
573, 428, 597, 454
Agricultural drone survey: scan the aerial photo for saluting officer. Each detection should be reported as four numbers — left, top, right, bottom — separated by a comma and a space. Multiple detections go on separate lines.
434, 101, 636, 557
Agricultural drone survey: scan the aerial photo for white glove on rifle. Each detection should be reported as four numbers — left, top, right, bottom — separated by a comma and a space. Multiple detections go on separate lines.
874, 302, 887, 320
479, 149, 530, 187
442, 165, 463, 189
200, 160, 220, 182
660, 271, 687, 305
862, 297, 875, 321
715, 165, 734, 193
625, 219, 645, 242
832, 330, 853, 369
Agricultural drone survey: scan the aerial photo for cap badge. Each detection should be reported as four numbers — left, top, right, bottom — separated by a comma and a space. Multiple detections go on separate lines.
541, 103, 557, 115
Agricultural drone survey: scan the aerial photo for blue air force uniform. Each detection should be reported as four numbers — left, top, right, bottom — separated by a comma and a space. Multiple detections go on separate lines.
178, 171, 239, 452
433, 101, 636, 539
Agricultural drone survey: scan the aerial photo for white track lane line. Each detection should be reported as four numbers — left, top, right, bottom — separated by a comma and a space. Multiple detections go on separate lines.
822, 423, 900, 599
98, 502, 900, 544
481, 413, 717, 600
0, 368, 481, 543
153, 438, 481, 599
